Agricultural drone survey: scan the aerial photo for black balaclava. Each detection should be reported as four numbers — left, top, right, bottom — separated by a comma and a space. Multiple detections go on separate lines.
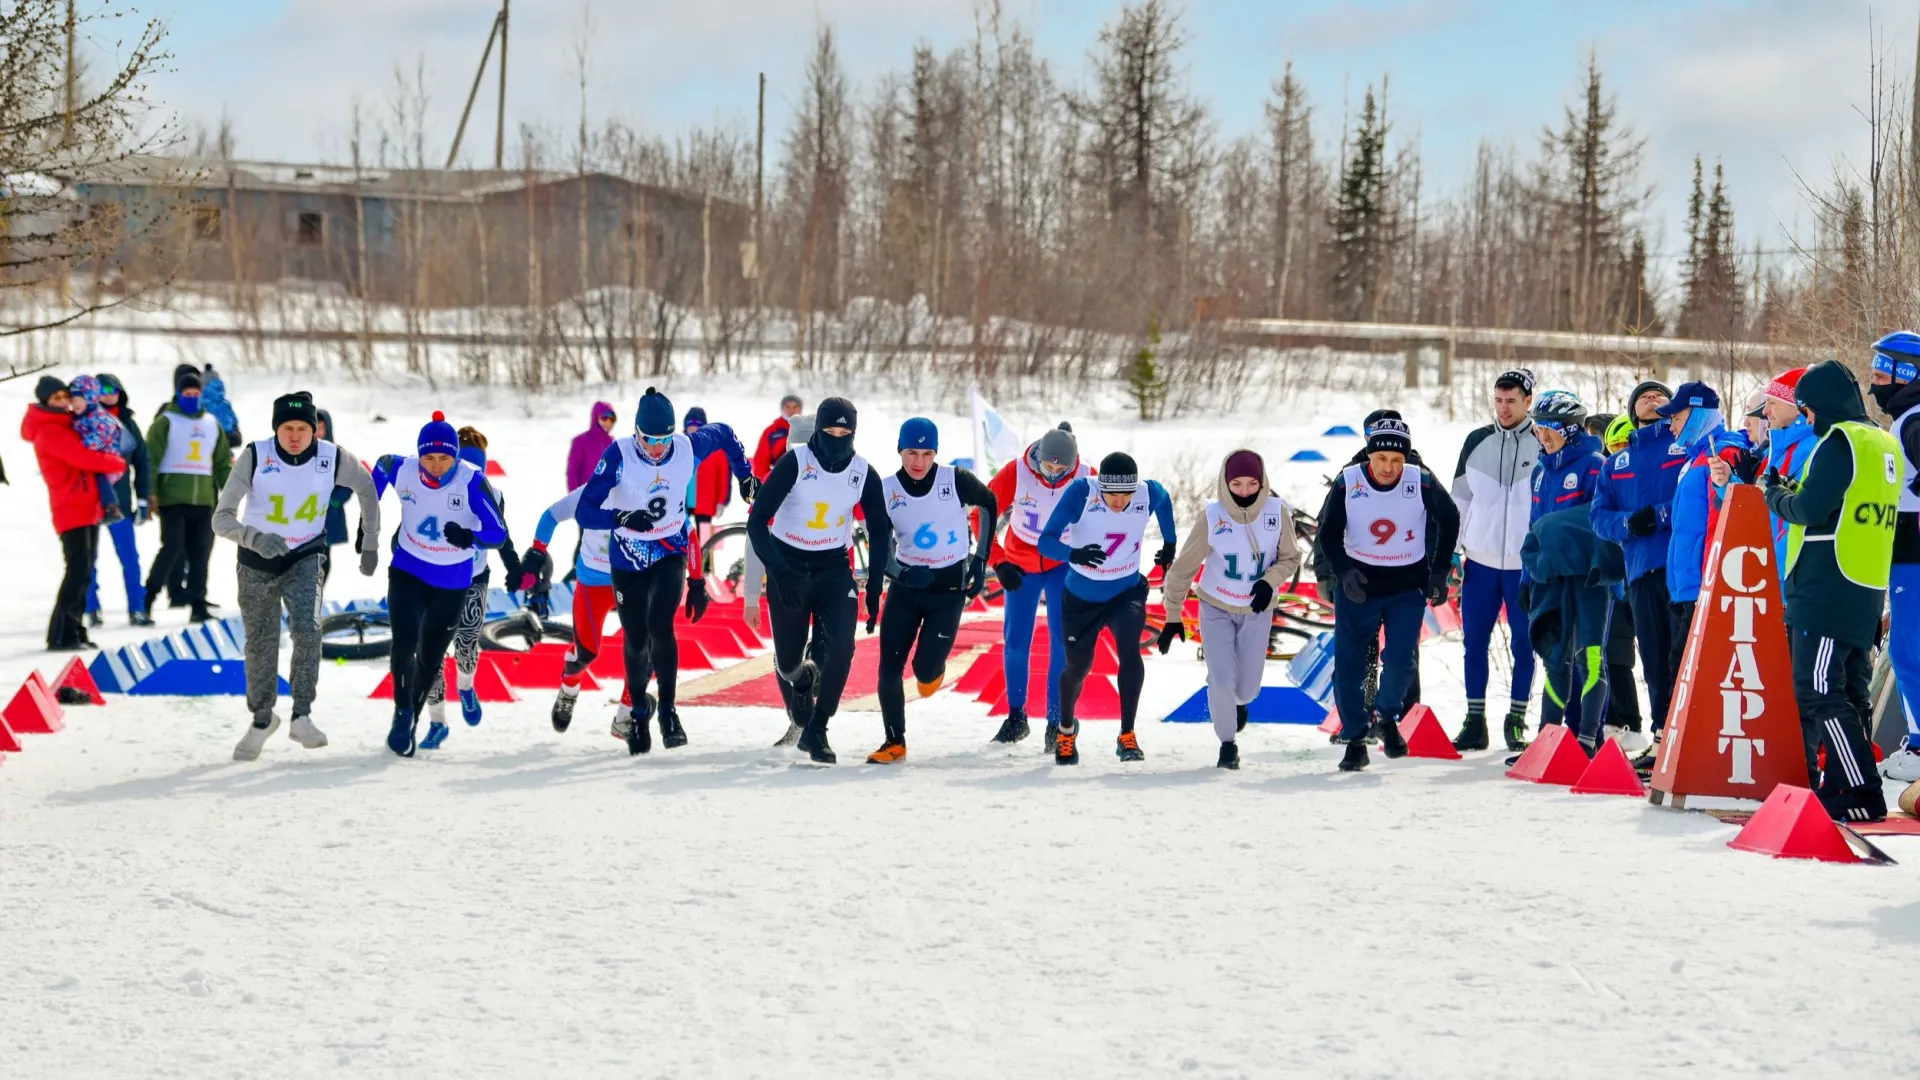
811, 396, 859, 472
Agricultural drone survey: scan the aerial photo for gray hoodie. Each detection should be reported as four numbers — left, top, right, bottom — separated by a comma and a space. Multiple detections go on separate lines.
1161, 449, 1301, 615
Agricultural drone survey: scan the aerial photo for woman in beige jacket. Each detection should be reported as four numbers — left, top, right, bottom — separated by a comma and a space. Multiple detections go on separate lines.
1158, 450, 1299, 768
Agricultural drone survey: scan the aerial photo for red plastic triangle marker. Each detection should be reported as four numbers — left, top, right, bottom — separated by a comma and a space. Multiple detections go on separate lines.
1317, 709, 1342, 735
973, 667, 1006, 705
1727, 785, 1860, 863
0, 712, 22, 753
1398, 705, 1461, 760
368, 671, 396, 700
2, 678, 63, 735
453, 657, 520, 703
952, 646, 1003, 695
53, 656, 106, 705
1504, 724, 1587, 785
1571, 739, 1646, 796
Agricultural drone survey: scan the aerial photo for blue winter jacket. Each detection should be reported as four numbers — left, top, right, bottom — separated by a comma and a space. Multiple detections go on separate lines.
1665, 425, 1751, 603
1529, 430, 1605, 526
1763, 417, 1817, 578
1590, 422, 1685, 584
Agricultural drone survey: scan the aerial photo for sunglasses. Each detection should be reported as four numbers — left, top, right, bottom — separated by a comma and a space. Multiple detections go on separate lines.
639, 433, 674, 447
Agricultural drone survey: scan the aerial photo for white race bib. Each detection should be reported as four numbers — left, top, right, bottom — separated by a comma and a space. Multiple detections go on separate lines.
882, 465, 970, 569
1009, 459, 1091, 545
393, 458, 483, 567
158, 411, 217, 476
771, 444, 869, 551
1196, 496, 1288, 606
599, 435, 697, 543
1340, 463, 1426, 567
1065, 484, 1151, 582
240, 439, 339, 547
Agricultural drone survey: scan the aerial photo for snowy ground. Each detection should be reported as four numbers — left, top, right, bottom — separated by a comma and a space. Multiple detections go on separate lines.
3, 354, 1918, 1078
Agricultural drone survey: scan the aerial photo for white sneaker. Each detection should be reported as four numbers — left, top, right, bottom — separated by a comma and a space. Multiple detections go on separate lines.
288, 715, 329, 750
233, 713, 283, 761
610, 704, 633, 741
1604, 725, 1651, 755
1880, 746, 1920, 783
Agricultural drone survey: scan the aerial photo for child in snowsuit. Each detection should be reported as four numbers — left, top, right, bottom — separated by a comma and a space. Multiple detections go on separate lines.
67, 376, 127, 523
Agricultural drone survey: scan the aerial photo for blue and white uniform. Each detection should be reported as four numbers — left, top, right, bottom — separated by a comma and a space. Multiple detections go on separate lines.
576, 424, 750, 572
371, 455, 506, 589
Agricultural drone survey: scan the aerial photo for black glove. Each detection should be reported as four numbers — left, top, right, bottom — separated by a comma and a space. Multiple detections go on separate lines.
1625, 506, 1657, 537
1068, 544, 1107, 568
1427, 579, 1450, 608
615, 507, 660, 533
963, 556, 986, 599
993, 561, 1024, 592
739, 475, 759, 502
498, 543, 523, 590
1156, 621, 1185, 655
1338, 568, 1367, 604
685, 577, 709, 623
1154, 542, 1176, 570
897, 565, 935, 589
517, 547, 551, 593
1248, 580, 1274, 614
865, 581, 883, 633
443, 521, 475, 549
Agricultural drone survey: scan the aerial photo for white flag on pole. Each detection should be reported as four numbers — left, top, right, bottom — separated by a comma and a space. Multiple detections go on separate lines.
971, 389, 1023, 471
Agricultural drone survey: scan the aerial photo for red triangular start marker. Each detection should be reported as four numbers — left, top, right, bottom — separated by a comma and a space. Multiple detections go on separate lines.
1504, 723, 1587, 785
53, 656, 106, 705
1727, 785, 1859, 863
3, 677, 64, 735
1398, 705, 1460, 760
1571, 738, 1646, 796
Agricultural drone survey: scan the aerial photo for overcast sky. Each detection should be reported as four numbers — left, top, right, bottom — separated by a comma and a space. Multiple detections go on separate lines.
128, 0, 1919, 271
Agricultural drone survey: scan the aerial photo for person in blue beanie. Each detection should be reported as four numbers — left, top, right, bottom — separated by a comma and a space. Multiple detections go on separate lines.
418, 425, 521, 750
866, 417, 996, 764
577, 387, 753, 755
370, 411, 507, 757
1661, 382, 1749, 671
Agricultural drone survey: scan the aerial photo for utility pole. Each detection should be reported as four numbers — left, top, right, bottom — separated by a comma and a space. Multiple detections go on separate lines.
1910, 14, 1920, 232
754, 72, 766, 316
495, 0, 511, 169
445, 9, 503, 168
63, 0, 75, 146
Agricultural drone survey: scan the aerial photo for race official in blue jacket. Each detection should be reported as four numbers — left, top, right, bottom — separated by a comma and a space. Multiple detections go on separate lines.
1589, 380, 1688, 737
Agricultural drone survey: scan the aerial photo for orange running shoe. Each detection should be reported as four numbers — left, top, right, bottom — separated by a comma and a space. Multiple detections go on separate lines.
1116, 731, 1144, 762
915, 675, 944, 698
1055, 728, 1079, 765
866, 742, 908, 764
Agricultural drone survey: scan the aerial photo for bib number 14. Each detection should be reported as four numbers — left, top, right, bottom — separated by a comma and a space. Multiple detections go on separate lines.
265, 494, 321, 525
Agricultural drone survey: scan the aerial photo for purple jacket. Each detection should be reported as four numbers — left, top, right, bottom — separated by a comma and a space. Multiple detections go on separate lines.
565, 400, 616, 492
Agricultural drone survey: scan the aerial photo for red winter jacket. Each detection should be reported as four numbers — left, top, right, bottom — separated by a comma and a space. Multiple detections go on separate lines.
692, 444, 733, 518
750, 416, 790, 481
21, 403, 125, 533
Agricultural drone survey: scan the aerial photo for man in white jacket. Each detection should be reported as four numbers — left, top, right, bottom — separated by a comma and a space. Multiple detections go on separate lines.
1449, 369, 1539, 752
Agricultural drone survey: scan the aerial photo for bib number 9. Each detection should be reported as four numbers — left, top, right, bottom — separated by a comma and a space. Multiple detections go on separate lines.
1369, 519, 1396, 546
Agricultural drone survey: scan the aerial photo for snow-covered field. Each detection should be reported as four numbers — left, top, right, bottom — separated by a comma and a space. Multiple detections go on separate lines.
3, 350, 1917, 1078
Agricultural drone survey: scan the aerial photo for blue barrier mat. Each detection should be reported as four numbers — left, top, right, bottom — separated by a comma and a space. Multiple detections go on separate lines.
1161, 685, 1326, 724
1288, 449, 1329, 462
1322, 424, 1359, 436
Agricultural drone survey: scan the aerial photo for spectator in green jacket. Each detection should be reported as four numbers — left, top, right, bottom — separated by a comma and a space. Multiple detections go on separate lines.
143, 368, 232, 623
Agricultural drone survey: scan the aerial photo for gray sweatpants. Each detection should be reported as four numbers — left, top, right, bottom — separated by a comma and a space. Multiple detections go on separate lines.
237, 556, 323, 725
1198, 602, 1268, 743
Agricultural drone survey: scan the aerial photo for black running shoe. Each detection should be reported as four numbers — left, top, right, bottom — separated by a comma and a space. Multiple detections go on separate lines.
627, 693, 656, 756
992, 708, 1030, 744
1452, 716, 1489, 752
1217, 742, 1240, 770
1338, 741, 1370, 772
796, 722, 836, 764
1503, 716, 1531, 752
659, 705, 687, 749
1044, 720, 1060, 755
1373, 713, 1408, 759
551, 690, 578, 733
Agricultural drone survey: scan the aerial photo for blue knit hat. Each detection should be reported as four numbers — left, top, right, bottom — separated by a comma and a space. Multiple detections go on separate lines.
636, 387, 675, 436
417, 411, 459, 457
683, 406, 708, 430
898, 417, 938, 451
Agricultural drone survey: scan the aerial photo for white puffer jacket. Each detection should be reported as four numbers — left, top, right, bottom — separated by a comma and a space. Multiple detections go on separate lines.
1450, 419, 1537, 571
